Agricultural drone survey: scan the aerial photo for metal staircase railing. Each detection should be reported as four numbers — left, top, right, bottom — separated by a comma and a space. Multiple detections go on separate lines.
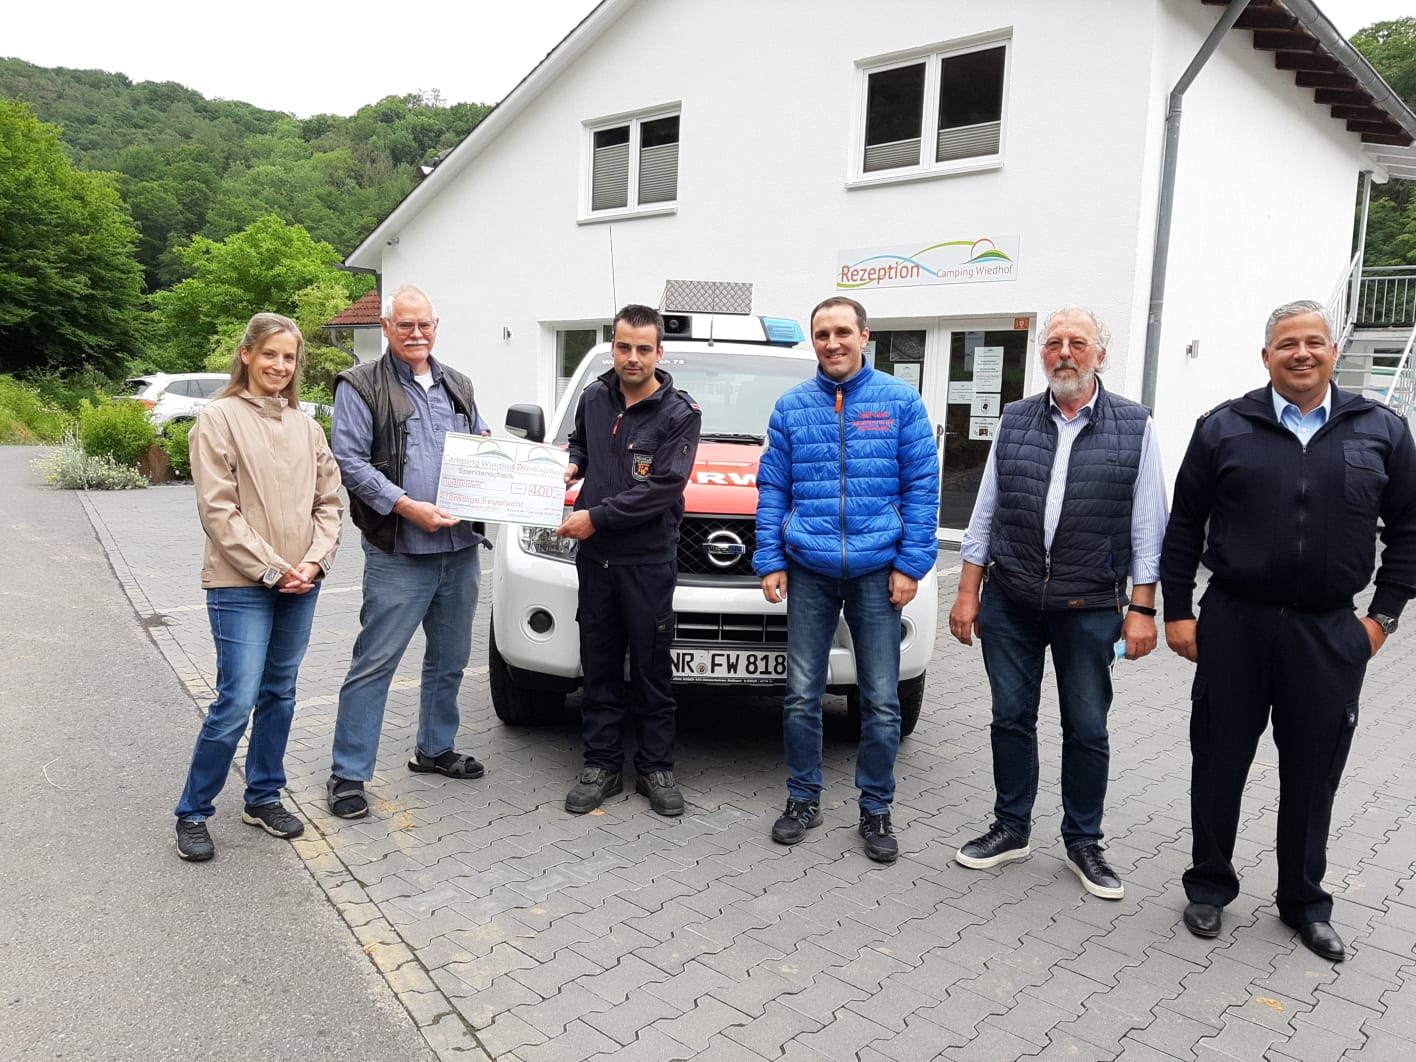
1333, 262, 1416, 420
1384, 330, 1416, 419
1327, 251, 1360, 353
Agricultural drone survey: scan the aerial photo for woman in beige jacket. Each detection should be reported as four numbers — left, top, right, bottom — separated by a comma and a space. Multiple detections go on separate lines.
174, 313, 343, 862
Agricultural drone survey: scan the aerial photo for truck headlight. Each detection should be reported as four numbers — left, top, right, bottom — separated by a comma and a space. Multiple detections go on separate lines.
518, 525, 578, 563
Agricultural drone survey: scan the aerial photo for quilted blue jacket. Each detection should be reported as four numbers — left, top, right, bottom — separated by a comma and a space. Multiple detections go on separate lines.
754, 363, 940, 580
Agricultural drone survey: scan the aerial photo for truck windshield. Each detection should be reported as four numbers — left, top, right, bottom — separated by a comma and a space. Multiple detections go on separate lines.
553, 349, 814, 445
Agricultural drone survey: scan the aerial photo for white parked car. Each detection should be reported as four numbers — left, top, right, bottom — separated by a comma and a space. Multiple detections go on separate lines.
123, 373, 231, 428
122, 373, 331, 429
488, 310, 938, 735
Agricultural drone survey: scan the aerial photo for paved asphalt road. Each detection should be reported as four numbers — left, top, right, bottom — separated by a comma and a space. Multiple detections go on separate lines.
0, 447, 432, 1062
6, 442, 1416, 1061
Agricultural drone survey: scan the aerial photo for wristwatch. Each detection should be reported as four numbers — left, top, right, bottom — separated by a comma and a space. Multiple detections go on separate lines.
1368, 613, 1399, 636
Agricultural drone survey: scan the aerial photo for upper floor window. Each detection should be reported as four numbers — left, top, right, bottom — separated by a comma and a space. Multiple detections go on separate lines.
586, 109, 680, 217
856, 37, 1008, 182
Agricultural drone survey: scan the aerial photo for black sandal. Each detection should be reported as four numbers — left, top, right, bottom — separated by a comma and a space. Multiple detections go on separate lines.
407, 749, 485, 779
327, 776, 369, 819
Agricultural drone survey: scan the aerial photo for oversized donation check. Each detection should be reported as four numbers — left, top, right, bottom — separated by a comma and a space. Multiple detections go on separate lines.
435, 433, 570, 527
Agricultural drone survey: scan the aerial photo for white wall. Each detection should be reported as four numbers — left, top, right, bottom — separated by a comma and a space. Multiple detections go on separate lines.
352, 328, 383, 364
1138, 0, 1369, 476
366, 0, 1370, 459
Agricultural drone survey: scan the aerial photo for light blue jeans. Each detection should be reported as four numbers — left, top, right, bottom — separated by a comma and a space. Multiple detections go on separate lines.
175, 584, 321, 820
782, 562, 901, 815
330, 547, 480, 781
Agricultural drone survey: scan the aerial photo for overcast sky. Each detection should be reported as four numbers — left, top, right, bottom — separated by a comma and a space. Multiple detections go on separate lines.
3, 1, 1413, 118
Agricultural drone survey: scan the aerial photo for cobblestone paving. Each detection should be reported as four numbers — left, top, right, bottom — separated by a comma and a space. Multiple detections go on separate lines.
85, 483, 1416, 1061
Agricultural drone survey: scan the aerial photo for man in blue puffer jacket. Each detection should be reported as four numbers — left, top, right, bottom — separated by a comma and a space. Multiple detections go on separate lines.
754, 296, 940, 863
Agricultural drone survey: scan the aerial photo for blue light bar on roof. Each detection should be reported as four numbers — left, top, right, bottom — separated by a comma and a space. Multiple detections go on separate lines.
761, 317, 805, 345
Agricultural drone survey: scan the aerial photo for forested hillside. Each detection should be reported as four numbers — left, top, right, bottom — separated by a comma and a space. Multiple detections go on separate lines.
0, 59, 489, 290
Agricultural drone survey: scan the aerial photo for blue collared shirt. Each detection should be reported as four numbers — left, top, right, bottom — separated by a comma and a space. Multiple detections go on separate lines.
1271, 386, 1330, 446
960, 387, 1169, 584
332, 353, 489, 555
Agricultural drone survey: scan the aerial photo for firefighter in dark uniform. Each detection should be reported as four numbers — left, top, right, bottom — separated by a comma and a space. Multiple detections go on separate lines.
1161, 300, 1416, 962
556, 304, 702, 817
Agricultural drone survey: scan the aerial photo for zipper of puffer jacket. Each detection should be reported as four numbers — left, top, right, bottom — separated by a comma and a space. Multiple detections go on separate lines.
837, 384, 847, 575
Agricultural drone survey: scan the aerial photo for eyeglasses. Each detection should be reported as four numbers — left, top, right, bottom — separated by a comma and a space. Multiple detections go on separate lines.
392, 319, 438, 336
1042, 338, 1094, 355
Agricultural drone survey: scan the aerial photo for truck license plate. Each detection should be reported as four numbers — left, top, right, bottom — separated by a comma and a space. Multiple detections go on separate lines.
671, 647, 787, 683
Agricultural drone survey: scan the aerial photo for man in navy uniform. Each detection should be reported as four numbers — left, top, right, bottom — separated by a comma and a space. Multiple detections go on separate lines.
1162, 299, 1416, 961
556, 304, 702, 816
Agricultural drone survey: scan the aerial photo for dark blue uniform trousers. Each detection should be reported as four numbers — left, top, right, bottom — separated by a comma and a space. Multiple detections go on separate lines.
1184, 583, 1370, 927
576, 555, 678, 774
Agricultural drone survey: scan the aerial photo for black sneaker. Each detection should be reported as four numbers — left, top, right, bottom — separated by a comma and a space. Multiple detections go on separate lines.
242, 801, 305, 839
771, 798, 822, 845
1067, 843, 1124, 900
955, 825, 1031, 869
176, 819, 215, 862
565, 768, 622, 814
859, 812, 899, 863
635, 770, 685, 817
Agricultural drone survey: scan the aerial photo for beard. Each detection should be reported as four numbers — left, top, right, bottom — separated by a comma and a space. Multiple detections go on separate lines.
1047, 364, 1096, 403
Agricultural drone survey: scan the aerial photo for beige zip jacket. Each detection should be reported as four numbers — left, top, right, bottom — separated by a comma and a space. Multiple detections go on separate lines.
191, 392, 343, 589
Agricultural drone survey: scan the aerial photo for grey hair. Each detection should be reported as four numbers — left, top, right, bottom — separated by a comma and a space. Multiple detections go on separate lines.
1264, 300, 1332, 346
1041, 305, 1111, 370
382, 284, 438, 320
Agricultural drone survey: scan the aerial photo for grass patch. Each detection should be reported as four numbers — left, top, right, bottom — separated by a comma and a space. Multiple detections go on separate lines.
0, 375, 73, 444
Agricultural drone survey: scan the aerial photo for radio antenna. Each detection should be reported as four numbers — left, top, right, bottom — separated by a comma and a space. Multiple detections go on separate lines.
608, 224, 618, 311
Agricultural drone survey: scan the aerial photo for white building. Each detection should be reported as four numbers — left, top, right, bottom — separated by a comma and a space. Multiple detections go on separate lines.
344, 0, 1416, 536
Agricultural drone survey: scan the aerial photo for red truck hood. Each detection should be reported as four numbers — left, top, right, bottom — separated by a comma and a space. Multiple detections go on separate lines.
563, 440, 762, 516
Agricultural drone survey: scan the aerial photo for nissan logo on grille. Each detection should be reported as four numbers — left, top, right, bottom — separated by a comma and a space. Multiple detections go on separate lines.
703, 530, 747, 569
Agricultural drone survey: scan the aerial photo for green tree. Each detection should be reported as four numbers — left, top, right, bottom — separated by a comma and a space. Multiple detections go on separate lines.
150, 214, 370, 371
0, 100, 146, 376
1353, 19, 1416, 104
1352, 19, 1416, 265
293, 280, 356, 395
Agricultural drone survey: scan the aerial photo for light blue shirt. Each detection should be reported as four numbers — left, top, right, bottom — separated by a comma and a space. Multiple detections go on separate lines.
960, 387, 1169, 584
1271, 386, 1330, 447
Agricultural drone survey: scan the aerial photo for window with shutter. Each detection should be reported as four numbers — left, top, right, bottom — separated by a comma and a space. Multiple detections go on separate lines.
936, 46, 1005, 163
638, 116, 679, 204
855, 36, 1009, 183
584, 108, 680, 218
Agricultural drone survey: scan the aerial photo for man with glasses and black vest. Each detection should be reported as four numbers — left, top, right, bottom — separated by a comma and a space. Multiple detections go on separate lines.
326, 285, 490, 820
948, 305, 1168, 900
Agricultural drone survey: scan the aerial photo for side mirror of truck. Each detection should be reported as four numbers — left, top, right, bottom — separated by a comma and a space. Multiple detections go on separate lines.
504, 403, 546, 443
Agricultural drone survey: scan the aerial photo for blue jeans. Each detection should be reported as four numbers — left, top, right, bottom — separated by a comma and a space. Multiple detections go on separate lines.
331, 547, 480, 781
175, 584, 321, 820
783, 562, 901, 815
979, 582, 1122, 849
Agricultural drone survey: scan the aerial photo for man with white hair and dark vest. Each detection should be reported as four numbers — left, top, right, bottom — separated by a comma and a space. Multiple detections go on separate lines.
326, 285, 490, 820
948, 305, 1168, 900
1162, 299, 1416, 962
